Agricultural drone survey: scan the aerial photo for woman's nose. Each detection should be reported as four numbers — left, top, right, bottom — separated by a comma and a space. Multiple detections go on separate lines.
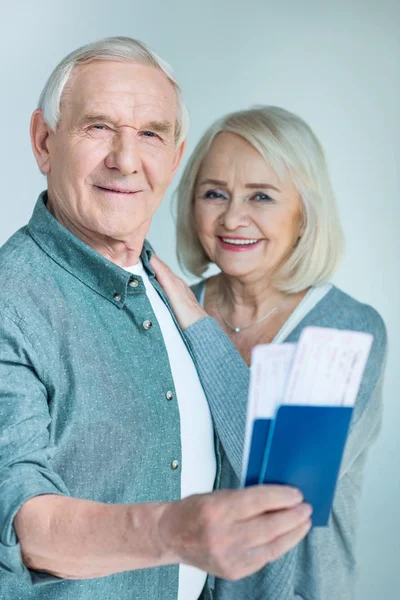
219, 200, 251, 230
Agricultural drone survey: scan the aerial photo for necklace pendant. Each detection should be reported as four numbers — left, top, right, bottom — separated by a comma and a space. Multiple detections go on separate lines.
234, 327, 241, 333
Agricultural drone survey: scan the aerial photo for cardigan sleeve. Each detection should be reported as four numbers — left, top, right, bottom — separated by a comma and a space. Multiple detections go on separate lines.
339, 304, 387, 476
184, 317, 249, 480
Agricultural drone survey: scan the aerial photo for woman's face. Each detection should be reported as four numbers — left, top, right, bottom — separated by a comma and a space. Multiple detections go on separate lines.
194, 132, 303, 282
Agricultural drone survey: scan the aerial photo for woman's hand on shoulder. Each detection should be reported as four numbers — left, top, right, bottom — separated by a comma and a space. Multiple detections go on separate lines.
150, 255, 208, 330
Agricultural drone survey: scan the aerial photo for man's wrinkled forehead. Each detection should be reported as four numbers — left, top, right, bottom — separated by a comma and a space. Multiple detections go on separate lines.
59, 59, 178, 125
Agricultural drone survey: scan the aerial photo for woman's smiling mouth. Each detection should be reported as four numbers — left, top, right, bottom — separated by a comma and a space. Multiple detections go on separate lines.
217, 236, 264, 251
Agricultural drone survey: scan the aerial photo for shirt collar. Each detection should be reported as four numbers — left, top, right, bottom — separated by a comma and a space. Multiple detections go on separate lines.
27, 191, 155, 308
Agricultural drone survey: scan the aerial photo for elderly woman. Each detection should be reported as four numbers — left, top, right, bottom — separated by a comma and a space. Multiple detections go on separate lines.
151, 106, 387, 600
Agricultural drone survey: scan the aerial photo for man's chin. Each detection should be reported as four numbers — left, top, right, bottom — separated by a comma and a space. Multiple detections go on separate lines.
91, 216, 152, 242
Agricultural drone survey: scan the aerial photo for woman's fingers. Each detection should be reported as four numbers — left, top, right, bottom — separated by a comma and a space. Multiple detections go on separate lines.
150, 254, 175, 291
150, 254, 207, 330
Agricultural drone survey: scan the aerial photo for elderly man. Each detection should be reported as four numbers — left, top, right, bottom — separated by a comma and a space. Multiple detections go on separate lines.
0, 37, 311, 600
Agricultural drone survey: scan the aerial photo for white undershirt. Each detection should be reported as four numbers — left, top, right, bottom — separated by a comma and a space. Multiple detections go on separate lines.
125, 261, 216, 600
272, 283, 333, 342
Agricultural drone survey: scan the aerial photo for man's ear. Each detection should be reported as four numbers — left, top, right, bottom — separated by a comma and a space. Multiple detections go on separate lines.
169, 139, 187, 183
30, 109, 53, 174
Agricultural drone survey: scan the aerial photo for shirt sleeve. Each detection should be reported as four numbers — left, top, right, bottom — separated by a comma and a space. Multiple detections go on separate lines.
0, 310, 69, 582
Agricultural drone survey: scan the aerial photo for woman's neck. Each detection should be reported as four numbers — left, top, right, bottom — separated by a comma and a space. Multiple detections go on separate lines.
204, 274, 309, 363
216, 272, 285, 322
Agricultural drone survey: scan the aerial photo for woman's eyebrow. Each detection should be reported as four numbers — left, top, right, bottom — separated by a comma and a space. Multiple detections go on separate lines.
198, 179, 280, 192
245, 183, 281, 192
198, 179, 227, 187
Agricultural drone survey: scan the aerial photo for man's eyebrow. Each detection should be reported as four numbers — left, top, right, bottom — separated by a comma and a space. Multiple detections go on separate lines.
198, 179, 280, 192
75, 115, 174, 135
142, 120, 174, 134
76, 114, 115, 127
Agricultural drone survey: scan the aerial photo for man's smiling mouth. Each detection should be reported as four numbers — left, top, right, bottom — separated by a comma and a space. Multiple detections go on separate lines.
94, 184, 142, 194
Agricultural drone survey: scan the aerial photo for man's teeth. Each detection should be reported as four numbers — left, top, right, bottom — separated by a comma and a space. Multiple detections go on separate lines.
221, 238, 260, 246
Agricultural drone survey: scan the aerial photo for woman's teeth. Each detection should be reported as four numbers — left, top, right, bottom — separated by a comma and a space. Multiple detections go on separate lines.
221, 238, 260, 246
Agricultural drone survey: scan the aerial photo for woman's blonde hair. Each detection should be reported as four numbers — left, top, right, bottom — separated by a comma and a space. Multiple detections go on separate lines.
176, 106, 344, 293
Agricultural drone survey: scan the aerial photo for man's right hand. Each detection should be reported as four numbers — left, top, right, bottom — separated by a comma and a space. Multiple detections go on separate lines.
157, 485, 312, 580
15, 485, 310, 581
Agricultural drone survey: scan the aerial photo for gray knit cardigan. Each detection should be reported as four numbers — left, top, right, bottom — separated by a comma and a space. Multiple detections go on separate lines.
185, 283, 387, 600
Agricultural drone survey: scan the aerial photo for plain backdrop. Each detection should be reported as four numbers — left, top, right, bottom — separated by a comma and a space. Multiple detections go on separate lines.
0, 1, 398, 598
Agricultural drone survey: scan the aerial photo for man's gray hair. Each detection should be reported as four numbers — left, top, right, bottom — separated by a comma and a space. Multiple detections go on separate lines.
38, 36, 189, 146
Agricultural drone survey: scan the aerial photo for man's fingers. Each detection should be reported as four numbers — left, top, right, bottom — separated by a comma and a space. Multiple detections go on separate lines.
223, 485, 303, 520
159, 490, 311, 581
250, 518, 312, 571
207, 511, 312, 581
227, 519, 312, 580
235, 502, 312, 551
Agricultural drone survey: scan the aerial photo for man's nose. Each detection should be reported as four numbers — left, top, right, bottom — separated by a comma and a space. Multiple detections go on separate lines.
220, 199, 251, 230
104, 130, 141, 175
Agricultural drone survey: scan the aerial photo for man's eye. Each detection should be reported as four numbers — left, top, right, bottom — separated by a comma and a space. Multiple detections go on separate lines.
92, 125, 107, 130
142, 131, 158, 138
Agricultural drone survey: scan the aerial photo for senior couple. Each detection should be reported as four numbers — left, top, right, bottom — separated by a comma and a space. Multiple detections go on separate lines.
0, 36, 386, 600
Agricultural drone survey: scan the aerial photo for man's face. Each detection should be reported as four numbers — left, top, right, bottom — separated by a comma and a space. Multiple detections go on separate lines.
36, 60, 184, 243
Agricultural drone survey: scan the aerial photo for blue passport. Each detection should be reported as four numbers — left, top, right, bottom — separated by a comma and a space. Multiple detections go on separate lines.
243, 327, 373, 527
244, 406, 353, 526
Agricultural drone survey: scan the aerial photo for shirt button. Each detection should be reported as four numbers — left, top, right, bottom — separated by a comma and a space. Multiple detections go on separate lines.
129, 278, 139, 288
142, 320, 153, 330
113, 293, 122, 302
166, 390, 173, 401
171, 460, 179, 470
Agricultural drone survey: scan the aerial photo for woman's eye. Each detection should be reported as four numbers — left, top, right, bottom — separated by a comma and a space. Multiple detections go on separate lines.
203, 190, 226, 200
253, 192, 274, 203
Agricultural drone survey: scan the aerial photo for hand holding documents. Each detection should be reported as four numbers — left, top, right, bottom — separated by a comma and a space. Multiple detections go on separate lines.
242, 326, 373, 526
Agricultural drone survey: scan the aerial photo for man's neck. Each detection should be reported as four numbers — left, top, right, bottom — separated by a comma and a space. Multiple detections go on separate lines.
46, 197, 148, 268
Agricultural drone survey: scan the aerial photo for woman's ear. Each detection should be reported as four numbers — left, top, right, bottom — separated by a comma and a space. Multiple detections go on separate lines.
294, 235, 302, 248
297, 210, 306, 241
30, 109, 52, 174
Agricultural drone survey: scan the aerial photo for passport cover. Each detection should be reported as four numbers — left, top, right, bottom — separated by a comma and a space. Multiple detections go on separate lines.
244, 405, 353, 526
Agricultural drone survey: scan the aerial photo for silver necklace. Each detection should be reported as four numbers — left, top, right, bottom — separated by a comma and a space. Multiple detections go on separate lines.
216, 291, 287, 334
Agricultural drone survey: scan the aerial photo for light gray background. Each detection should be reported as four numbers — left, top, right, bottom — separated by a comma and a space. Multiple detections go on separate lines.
0, 1, 398, 598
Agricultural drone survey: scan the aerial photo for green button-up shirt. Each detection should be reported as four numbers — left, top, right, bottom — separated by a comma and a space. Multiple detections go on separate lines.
0, 193, 215, 600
